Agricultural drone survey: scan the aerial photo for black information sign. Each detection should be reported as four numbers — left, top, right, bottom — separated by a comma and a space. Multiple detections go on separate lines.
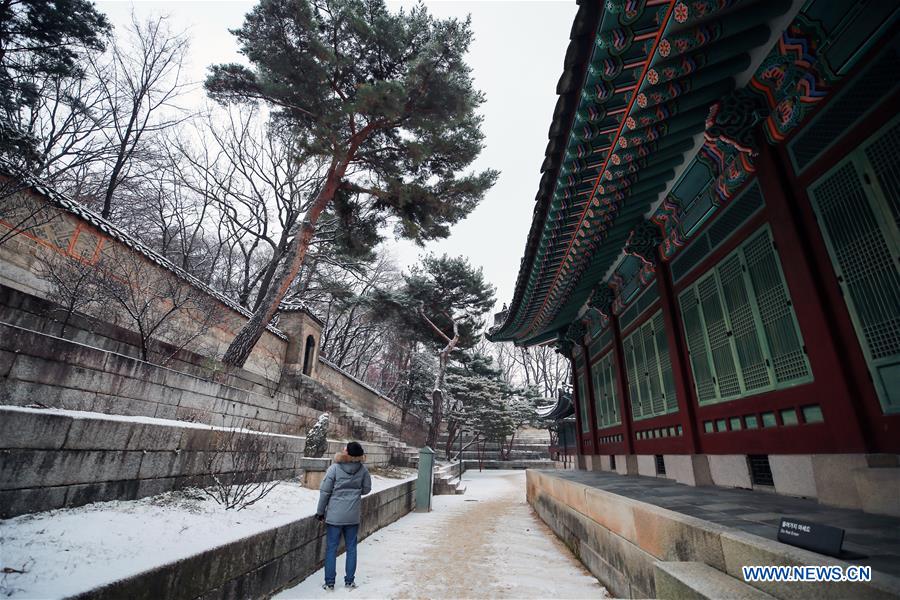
777, 517, 845, 557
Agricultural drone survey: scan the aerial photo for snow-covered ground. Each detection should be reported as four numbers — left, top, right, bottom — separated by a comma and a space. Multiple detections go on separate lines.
0, 474, 412, 599
276, 470, 607, 599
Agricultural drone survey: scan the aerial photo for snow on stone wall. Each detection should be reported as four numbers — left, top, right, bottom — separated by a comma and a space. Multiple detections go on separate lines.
0, 321, 324, 434
0, 179, 287, 378
0, 405, 394, 518
0, 174, 421, 458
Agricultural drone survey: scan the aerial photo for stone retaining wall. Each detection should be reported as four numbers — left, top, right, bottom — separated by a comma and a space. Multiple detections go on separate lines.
0, 284, 289, 398
71, 479, 416, 600
0, 321, 332, 436
0, 284, 426, 449
0, 406, 393, 518
526, 469, 900, 600
0, 179, 288, 378
317, 359, 428, 448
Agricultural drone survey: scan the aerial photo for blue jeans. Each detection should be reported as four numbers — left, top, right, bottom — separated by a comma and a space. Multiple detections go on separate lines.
324, 524, 359, 585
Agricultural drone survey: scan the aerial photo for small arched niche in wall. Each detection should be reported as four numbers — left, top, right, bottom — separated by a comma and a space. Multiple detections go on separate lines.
302, 334, 317, 376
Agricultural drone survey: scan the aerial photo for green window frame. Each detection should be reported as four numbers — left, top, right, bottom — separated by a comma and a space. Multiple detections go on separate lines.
591, 350, 620, 429
575, 355, 590, 433
622, 310, 679, 420
678, 225, 813, 406
808, 116, 900, 414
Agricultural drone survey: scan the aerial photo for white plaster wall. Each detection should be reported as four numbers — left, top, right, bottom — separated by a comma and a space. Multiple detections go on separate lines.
770, 454, 817, 498
665, 455, 699, 486
708, 454, 752, 489
636, 454, 657, 477
812, 454, 867, 509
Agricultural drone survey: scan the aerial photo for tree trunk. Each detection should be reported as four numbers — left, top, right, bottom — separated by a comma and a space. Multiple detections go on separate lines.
221, 162, 342, 368
424, 317, 459, 448
219, 116, 383, 369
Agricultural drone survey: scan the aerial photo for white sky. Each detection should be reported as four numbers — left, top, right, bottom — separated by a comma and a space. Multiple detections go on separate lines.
95, 0, 576, 310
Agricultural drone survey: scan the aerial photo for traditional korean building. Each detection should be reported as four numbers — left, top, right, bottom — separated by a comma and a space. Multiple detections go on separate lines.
489, 0, 899, 514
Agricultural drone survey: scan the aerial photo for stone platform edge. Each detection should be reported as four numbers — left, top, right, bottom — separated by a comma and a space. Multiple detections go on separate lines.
69, 478, 416, 600
525, 469, 900, 600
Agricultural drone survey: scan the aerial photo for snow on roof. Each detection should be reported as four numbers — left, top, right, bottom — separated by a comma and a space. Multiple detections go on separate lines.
278, 300, 324, 325
0, 162, 288, 340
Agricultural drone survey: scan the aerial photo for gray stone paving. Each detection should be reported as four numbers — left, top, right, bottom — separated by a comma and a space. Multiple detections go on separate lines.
549, 469, 900, 578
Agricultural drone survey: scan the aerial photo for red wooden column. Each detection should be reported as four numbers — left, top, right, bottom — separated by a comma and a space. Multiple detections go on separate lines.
581, 339, 602, 455
610, 315, 636, 455
655, 261, 702, 453
754, 131, 870, 452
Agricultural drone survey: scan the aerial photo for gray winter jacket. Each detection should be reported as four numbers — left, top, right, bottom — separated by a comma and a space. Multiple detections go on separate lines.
316, 453, 372, 526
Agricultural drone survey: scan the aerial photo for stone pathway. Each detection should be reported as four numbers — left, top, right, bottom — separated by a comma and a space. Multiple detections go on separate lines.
552, 470, 900, 578
275, 470, 607, 599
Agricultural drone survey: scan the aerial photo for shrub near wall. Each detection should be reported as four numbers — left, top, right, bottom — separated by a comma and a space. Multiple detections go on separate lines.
70, 479, 416, 600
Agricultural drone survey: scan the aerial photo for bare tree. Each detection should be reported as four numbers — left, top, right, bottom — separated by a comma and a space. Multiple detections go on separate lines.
203, 416, 283, 511
490, 341, 571, 399
91, 14, 190, 219
0, 175, 59, 246
37, 250, 100, 337
92, 246, 222, 364
112, 155, 221, 280
5, 63, 114, 184
170, 107, 327, 309
316, 254, 400, 376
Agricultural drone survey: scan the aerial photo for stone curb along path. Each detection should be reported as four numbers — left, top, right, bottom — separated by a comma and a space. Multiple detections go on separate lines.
69, 479, 416, 600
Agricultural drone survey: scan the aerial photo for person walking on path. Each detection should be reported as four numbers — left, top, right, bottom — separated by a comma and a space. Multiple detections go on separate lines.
316, 441, 372, 591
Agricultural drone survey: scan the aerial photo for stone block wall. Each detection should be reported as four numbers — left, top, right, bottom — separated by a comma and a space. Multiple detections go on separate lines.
69, 479, 416, 600
526, 469, 900, 600
0, 285, 296, 405
0, 284, 426, 450
0, 182, 287, 378
316, 359, 428, 448
0, 406, 393, 518
0, 321, 332, 436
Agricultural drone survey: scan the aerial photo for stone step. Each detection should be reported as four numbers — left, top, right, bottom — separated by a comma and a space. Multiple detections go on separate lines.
304, 377, 416, 464
654, 562, 776, 600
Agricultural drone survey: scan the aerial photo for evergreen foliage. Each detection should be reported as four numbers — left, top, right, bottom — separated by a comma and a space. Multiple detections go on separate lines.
446, 353, 515, 444
382, 253, 495, 352
204, 0, 498, 366
373, 253, 495, 446
0, 0, 111, 161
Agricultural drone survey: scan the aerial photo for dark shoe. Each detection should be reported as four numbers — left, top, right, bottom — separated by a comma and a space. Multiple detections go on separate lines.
323, 583, 335, 591
345, 582, 358, 589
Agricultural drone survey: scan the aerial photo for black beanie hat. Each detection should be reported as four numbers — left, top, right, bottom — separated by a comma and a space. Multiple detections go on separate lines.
347, 441, 364, 457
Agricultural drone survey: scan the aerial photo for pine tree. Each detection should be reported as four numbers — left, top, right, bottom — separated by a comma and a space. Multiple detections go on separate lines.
0, 0, 110, 162
374, 254, 495, 447
446, 353, 515, 461
205, 0, 498, 367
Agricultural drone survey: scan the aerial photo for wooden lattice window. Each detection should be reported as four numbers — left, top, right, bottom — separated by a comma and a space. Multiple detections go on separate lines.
808, 117, 900, 414
679, 225, 813, 406
591, 350, 620, 429
622, 310, 679, 420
